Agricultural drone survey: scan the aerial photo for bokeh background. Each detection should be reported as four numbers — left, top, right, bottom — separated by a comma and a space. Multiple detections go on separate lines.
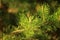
0, 0, 60, 40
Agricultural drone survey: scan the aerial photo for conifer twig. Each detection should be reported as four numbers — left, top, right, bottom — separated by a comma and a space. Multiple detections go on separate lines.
11, 29, 24, 34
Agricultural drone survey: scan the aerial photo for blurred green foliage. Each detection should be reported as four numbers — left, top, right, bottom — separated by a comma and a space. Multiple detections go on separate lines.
0, 0, 60, 40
